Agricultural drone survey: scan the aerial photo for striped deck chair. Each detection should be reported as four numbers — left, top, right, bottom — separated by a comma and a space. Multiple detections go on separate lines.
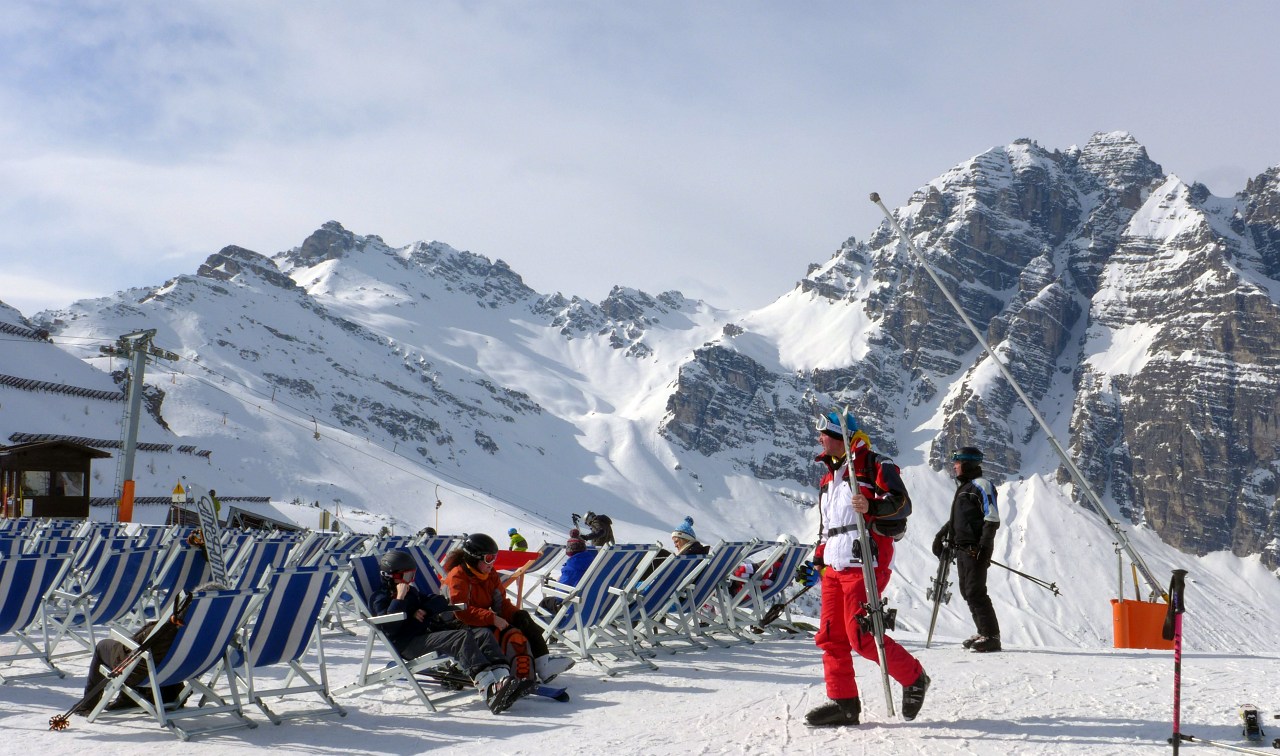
45, 547, 163, 657
722, 541, 812, 638
405, 534, 458, 598
509, 543, 564, 607
225, 566, 348, 724
85, 586, 265, 741
0, 554, 72, 683
611, 552, 710, 654
671, 540, 759, 649
330, 555, 455, 710
532, 544, 658, 675
141, 541, 211, 621
227, 537, 293, 590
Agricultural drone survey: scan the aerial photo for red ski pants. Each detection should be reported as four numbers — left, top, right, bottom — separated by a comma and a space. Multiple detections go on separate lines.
815, 563, 923, 700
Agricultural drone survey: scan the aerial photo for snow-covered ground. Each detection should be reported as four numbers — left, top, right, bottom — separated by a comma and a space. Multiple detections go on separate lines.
4, 618, 1275, 755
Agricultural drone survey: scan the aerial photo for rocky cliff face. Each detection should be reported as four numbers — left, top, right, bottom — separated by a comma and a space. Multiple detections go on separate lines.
659, 132, 1279, 566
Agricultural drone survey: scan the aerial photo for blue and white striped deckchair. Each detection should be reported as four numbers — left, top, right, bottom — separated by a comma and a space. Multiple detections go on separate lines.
670, 540, 758, 649
227, 537, 293, 590
722, 541, 812, 638
86, 586, 265, 740
405, 534, 458, 598
331, 556, 456, 710
45, 547, 162, 656
532, 544, 658, 675
510, 542, 565, 606
610, 552, 710, 653
226, 565, 347, 724
0, 554, 72, 682
144, 541, 211, 619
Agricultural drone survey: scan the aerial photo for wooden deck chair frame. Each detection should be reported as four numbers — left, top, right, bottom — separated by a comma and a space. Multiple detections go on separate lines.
85, 586, 266, 741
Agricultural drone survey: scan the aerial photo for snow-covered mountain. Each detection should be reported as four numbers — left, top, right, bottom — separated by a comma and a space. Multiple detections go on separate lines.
4, 131, 1279, 652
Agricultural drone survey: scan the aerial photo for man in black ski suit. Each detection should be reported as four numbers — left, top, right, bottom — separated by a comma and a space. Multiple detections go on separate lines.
371, 550, 531, 713
932, 446, 1001, 652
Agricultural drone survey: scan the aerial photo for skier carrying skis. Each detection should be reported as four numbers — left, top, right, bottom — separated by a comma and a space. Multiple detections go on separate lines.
798, 411, 930, 726
932, 446, 1001, 652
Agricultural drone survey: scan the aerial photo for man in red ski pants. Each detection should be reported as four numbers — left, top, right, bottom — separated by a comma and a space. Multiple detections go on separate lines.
798, 411, 930, 727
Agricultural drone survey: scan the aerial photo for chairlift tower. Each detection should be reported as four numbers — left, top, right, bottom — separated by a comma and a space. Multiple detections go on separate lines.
100, 329, 179, 522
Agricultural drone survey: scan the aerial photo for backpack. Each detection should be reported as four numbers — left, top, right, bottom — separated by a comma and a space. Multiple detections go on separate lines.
856, 453, 912, 541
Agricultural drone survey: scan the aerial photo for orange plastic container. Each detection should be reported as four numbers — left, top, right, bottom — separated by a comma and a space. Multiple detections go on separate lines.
1111, 598, 1174, 649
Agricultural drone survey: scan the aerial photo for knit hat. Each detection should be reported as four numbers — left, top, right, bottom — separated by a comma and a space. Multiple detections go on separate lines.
566, 528, 586, 555
671, 516, 697, 543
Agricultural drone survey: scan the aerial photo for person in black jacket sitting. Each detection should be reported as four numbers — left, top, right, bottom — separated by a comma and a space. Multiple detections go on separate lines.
371, 550, 531, 713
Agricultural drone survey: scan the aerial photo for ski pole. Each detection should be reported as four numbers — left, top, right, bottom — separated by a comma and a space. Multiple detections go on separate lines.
1163, 569, 1188, 754
1172, 733, 1276, 755
757, 581, 816, 628
988, 559, 1061, 596
49, 592, 194, 731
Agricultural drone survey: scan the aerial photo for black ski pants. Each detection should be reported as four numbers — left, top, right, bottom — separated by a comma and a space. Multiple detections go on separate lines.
956, 550, 1000, 638
400, 626, 509, 679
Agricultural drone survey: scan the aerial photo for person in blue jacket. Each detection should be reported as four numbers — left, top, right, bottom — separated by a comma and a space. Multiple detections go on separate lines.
539, 529, 595, 614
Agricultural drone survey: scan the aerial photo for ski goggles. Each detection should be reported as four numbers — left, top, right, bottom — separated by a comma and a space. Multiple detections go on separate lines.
392, 569, 417, 584
481, 552, 498, 564
814, 414, 847, 436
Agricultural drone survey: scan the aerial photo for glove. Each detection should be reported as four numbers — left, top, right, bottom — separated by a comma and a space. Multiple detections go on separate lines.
571, 513, 580, 525
931, 531, 946, 558
794, 561, 821, 587
978, 541, 993, 568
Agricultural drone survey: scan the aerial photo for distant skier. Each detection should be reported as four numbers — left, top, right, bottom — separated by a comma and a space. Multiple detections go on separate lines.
932, 446, 1001, 652
797, 411, 930, 727
571, 511, 615, 547
507, 527, 528, 552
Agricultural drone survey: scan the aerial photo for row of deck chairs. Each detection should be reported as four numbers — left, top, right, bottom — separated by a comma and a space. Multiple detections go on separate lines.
1, 518, 813, 740
529, 539, 812, 675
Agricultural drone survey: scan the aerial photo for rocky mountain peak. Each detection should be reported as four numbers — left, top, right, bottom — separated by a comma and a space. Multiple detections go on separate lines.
196, 245, 301, 292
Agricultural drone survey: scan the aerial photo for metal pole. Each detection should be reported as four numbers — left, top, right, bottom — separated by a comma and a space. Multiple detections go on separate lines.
869, 193, 1165, 600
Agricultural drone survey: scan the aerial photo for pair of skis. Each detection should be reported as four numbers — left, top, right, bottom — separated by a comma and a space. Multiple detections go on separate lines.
834, 408, 897, 718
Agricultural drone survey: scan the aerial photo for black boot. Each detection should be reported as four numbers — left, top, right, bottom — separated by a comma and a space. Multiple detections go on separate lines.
970, 635, 1001, 653
901, 671, 930, 721
805, 697, 860, 727
961, 634, 981, 649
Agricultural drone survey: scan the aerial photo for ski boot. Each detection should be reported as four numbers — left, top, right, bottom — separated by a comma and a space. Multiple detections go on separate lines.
534, 654, 575, 684
961, 634, 982, 649
969, 635, 1001, 653
901, 671, 931, 721
805, 697, 860, 727
476, 668, 522, 714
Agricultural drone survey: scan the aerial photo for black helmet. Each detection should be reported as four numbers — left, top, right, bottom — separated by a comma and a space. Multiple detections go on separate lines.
379, 550, 416, 575
461, 533, 499, 559
951, 446, 983, 463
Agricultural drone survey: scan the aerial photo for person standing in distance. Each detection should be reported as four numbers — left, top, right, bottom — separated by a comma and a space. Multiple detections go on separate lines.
932, 446, 1001, 652
800, 411, 930, 727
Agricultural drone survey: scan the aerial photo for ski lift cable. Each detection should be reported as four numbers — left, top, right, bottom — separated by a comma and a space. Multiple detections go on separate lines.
869, 191, 1165, 600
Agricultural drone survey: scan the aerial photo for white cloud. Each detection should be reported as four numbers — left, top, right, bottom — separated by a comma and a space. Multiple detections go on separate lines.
1, 0, 1278, 314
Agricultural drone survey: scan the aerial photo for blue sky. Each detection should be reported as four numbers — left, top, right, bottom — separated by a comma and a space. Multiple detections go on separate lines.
1, 1, 1276, 315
